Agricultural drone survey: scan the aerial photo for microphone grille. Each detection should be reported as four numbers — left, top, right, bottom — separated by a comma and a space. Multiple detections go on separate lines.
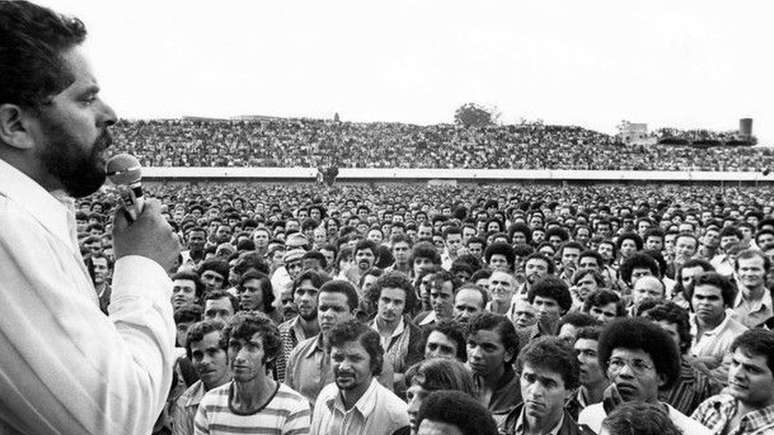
106, 153, 142, 185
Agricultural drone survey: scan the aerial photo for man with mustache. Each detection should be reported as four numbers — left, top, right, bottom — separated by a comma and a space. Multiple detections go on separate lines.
578, 318, 712, 435
0, 2, 180, 433
344, 239, 380, 286
311, 320, 410, 435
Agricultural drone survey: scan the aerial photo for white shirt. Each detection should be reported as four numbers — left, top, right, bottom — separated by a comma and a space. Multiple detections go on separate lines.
579, 402, 712, 435
0, 159, 176, 435
311, 379, 409, 435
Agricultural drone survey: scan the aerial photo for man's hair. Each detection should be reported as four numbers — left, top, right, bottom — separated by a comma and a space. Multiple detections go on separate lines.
616, 232, 644, 251
516, 336, 580, 391
390, 233, 412, 247
545, 227, 570, 243
524, 252, 556, 275
557, 312, 600, 333
174, 304, 203, 324
220, 311, 281, 368
455, 283, 489, 308
672, 259, 714, 299
571, 269, 606, 287
735, 248, 771, 273
643, 227, 665, 242
238, 271, 276, 312
302, 250, 328, 269
583, 289, 625, 317
185, 319, 226, 360
508, 223, 532, 244
410, 241, 441, 265
443, 226, 462, 239
619, 253, 659, 284
405, 358, 477, 400
484, 242, 515, 266
719, 226, 743, 240
198, 259, 230, 285
292, 269, 330, 291
0, 1, 87, 110
204, 290, 239, 313
354, 238, 379, 257
171, 271, 205, 298
416, 390, 499, 435
527, 277, 573, 313
578, 249, 604, 267
598, 318, 680, 390
731, 329, 774, 374
325, 320, 383, 376
465, 312, 519, 364
423, 320, 468, 361
232, 251, 270, 276
576, 325, 603, 342
371, 271, 417, 314
686, 271, 738, 309
601, 402, 682, 435
319, 279, 359, 311
643, 301, 691, 354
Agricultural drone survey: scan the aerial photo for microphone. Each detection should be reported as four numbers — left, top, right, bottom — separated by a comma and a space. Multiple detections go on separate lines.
106, 154, 144, 221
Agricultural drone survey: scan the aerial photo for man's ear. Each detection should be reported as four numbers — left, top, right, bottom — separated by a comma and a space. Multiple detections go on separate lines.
0, 104, 35, 150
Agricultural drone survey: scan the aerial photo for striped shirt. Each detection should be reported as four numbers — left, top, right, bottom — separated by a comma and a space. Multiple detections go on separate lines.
194, 382, 310, 435
692, 394, 774, 435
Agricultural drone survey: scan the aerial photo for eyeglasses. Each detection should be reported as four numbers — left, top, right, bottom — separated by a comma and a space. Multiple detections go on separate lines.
607, 357, 654, 375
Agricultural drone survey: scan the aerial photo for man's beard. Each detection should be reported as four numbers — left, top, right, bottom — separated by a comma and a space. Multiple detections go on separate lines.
36, 115, 112, 198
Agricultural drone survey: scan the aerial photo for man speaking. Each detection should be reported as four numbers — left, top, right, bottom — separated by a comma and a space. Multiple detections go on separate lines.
0, 1, 180, 434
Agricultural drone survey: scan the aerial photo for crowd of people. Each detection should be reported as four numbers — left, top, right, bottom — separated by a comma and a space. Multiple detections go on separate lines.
111, 118, 774, 171
77, 181, 774, 434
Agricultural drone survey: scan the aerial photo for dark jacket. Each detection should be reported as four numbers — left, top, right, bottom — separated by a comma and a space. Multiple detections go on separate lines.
500, 403, 595, 435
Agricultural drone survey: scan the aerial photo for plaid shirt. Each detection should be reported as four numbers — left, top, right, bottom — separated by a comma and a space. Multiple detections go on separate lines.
692, 393, 774, 435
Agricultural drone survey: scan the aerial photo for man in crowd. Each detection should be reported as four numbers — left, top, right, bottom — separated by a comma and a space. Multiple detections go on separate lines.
194, 312, 310, 432
732, 249, 773, 328
691, 329, 774, 434
173, 320, 230, 435
566, 327, 609, 420
387, 234, 413, 276
578, 318, 712, 434
423, 320, 468, 361
311, 320, 410, 435
453, 283, 488, 326
0, 4, 180, 431
415, 390, 498, 435
202, 290, 238, 324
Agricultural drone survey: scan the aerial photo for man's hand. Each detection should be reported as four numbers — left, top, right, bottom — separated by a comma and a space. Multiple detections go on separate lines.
113, 199, 181, 272
602, 383, 623, 415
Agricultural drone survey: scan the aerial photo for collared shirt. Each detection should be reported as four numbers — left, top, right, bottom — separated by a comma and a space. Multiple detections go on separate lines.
371, 317, 411, 374
285, 333, 394, 407
579, 402, 712, 435
479, 365, 523, 426
691, 313, 748, 386
417, 310, 438, 326
732, 289, 774, 329
0, 159, 176, 435
511, 405, 565, 435
311, 378, 410, 435
276, 315, 315, 383
172, 380, 207, 435
660, 358, 717, 416
692, 393, 774, 435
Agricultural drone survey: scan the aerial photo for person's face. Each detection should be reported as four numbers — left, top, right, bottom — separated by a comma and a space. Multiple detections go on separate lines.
406, 382, 431, 434
430, 280, 455, 320
318, 291, 354, 334
575, 338, 605, 387
653, 320, 681, 353
462, 226, 477, 243
675, 236, 697, 260
378, 287, 407, 324
703, 229, 720, 248
445, 233, 462, 254
294, 279, 319, 321
453, 288, 484, 324
320, 249, 335, 269
431, 235, 445, 252
692, 283, 727, 325
619, 239, 637, 258
489, 271, 514, 304
286, 220, 300, 233
632, 277, 664, 304
532, 295, 563, 326
530, 216, 543, 228
215, 225, 232, 244
607, 348, 664, 403
172, 278, 198, 309
392, 241, 411, 264
31, 48, 116, 198
488, 254, 511, 272
727, 347, 774, 407
512, 231, 527, 245
204, 297, 235, 324
285, 259, 303, 280
188, 230, 207, 251
664, 234, 677, 253
645, 236, 663, 252
238, 278, 264, 311
578, 256, 600, 272
367, 229, 383, 244
416, 420, 465, 435
424, 330, 460, 360
417, 226, 433, 240
719, 235, 739, 251
176, 321, 194, 348
228, 331, 268, 383
525, 258, 549, 283
355, 248, 376, 271
190, 331, 230, 390
597, 243, 614, 262
588, 302, 618, 324
252, 230, 270, 249
201, 270, 226, 292
737, 255, 767, 290
512, 300, 538, 329
466, 328, 511, 378
561, 247, 580, 268
575, 274, 599, 300
331, 339, 373, 393
575, 228, 590, 246
532, 230, 545, 243
520, 363, 569, 426
596, 224, 611, 238
92, 257, 109, 284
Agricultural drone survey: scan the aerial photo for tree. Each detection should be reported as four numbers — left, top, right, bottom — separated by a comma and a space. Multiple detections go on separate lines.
454, 103, 498, 128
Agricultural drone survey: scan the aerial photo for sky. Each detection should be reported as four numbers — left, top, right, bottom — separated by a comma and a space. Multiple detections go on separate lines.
45, 0, 774, 144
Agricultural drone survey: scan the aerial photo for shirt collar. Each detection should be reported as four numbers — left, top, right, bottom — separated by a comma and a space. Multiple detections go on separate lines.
513, 405, 565, 435
184, 380, 207, 407
0, 158, 78, 252
303, 333, 326, 358
735, 287, 772, 310
419, 310, 437, 326
328, 377, 378, 417
372, 316, 405, 338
